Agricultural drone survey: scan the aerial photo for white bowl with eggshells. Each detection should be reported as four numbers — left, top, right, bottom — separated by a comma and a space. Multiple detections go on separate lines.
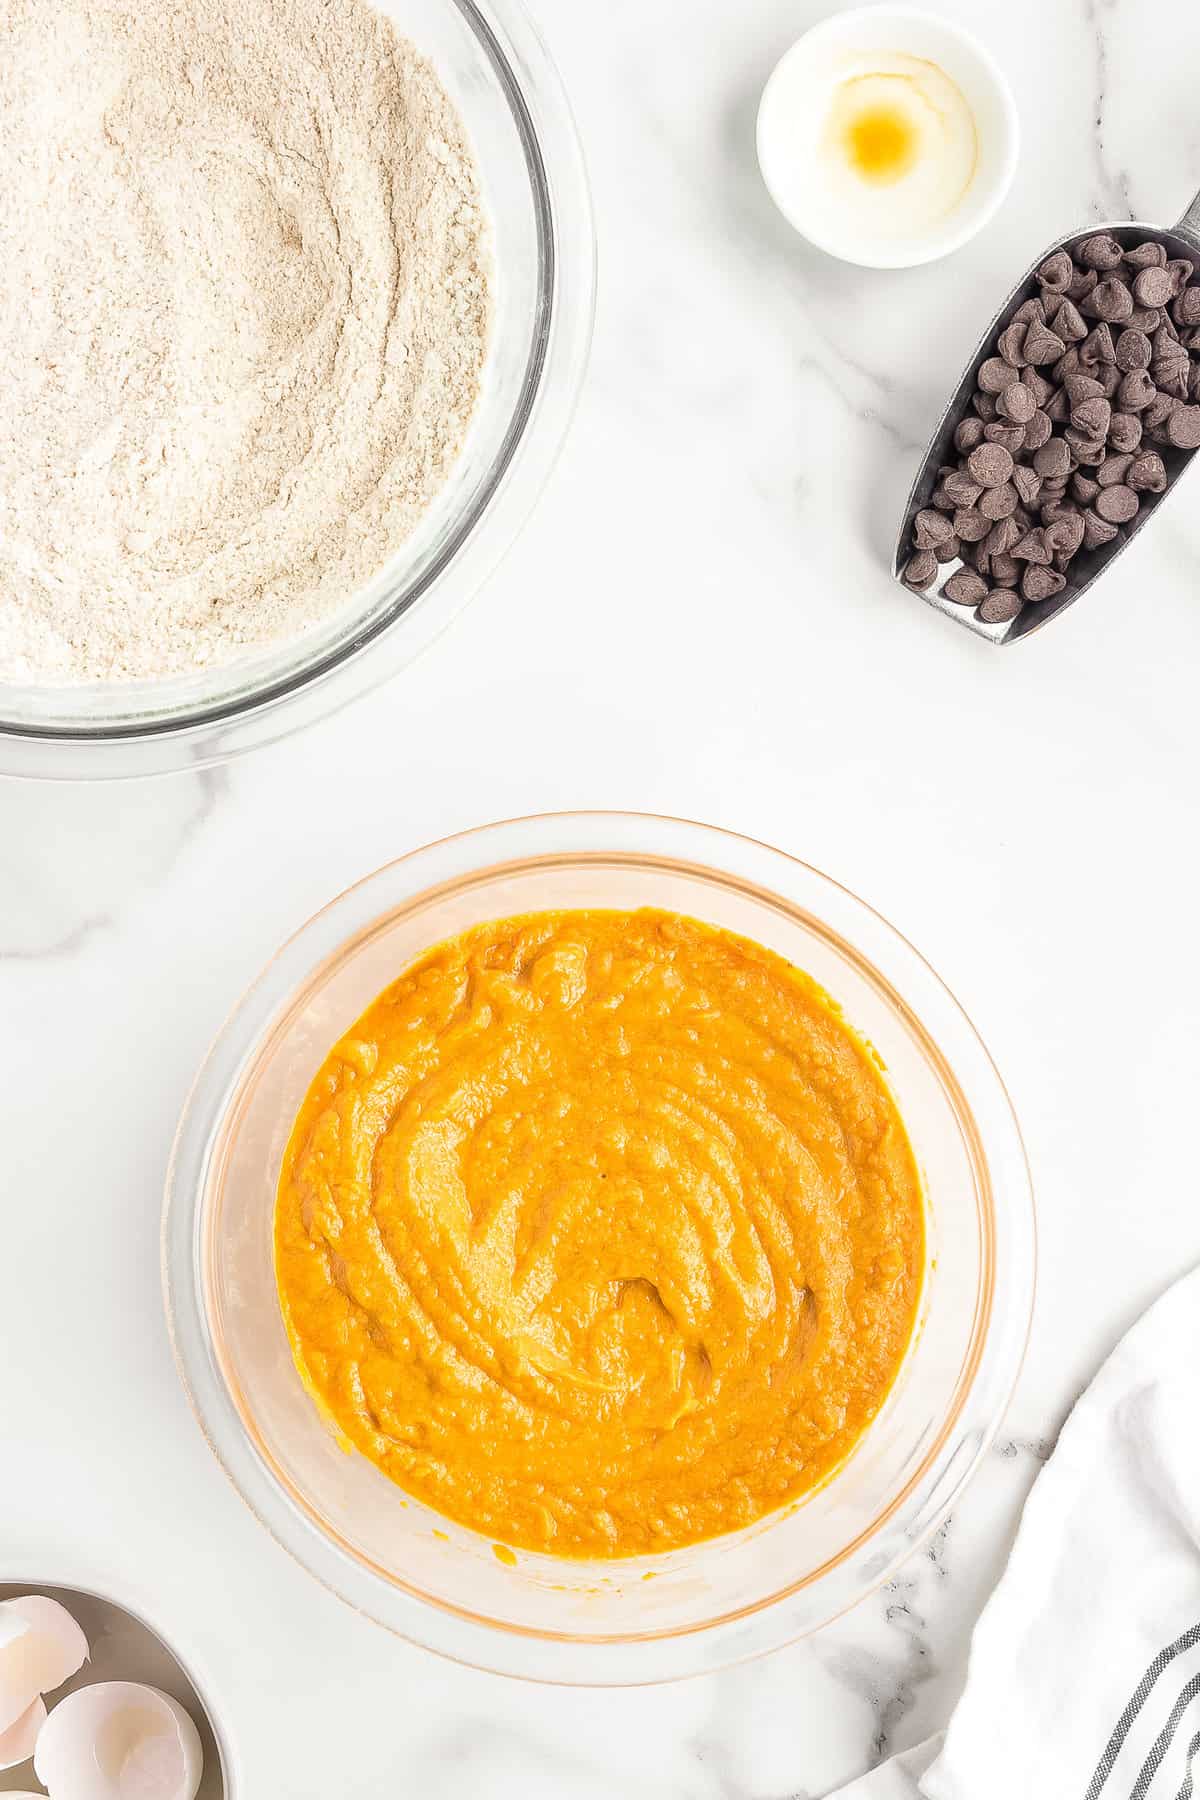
757, 5, 1019, 270
0, 0, 594, 779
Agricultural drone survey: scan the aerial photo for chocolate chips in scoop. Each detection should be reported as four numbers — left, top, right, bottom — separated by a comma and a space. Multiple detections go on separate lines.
904, 234, 1200, 628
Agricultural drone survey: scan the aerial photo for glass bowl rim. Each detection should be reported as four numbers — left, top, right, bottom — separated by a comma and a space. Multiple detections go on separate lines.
0, 0, 595, 778
162, 811, 1036, 1683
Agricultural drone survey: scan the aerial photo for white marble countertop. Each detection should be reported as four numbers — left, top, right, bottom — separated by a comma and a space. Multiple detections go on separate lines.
5, 0, 1200, 1792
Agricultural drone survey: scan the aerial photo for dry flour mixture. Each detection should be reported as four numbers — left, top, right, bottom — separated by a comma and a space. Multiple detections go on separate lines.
0, 0, 490, 682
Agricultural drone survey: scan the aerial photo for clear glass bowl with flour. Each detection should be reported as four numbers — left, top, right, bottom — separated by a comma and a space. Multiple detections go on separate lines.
0, 0, 594, 777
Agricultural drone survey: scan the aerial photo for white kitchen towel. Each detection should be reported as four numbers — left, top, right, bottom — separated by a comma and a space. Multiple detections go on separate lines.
830, 1264, 1200, 1800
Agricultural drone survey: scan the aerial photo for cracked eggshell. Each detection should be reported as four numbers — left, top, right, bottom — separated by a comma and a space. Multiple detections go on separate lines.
0, 1595, 89, 1732
34, 1681, 203, 1800
0, 1693, 47, 1769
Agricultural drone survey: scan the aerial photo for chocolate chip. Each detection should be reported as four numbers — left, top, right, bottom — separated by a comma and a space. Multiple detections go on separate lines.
980, 481, 1018, 520
1071, 396, 1111, 437
1012, 464, 1042, 508
934, 534, 962, 563
1117, 369, 1156, 411
990, 553, 1021, 587
1023, 408, 1054, 450
1078, 233, 1124, 271
1151, 336, 1187, 396
984, 515, 1022, 556
1096, 452, 1133, 487
903, 550, 938, 588
997, 381, 1037, 423
1043, 386, 1071, 423
1045, 511, 1085, 558
953, 506, 991, 543
1127, 451, 1167, 493
1064, 373, 1106, 404
1094, 483, 1139, 523
1099, 365, 1124, 399
998, 322, 1029, 366
1064, 428, 1107, 467
942, 570, 988, 606
1066, 267, 1099, 304
1143, 392, 1179, 435
1168, 259, 1194, 297
1022, 564, 1067, 602
1128, 305, 1163, 333
1173, 287, 1200, 328
1084, 278, 1134, 323
913, 507, 954, 548
1167, 404, 1200, 448
1082, 507, 1119, 549
1124, 241, 1167, 271
978, 589, 1023, 624
972, 390, 999, 421
954, 417, 986, 454
1071, 472, 1100, 505
1012, 526, 1050, 564
979, 355, 1020, 394
1153, 357, 1190, 400
1190, 362, 1200, 402
967, 443, 1014, 487
1023, 320, 1067, 366
1037, 250, 1074, 292
1032, 437, 1071, 478
1115, 329, 1152, 372
1021, 368, 1054, 406
1053, 298, 1088, 344
984, 422, 1026, 455
1132, 266, 1174, 307
1108, 412, 1144, 453
1153, 319, 1180, 356
943, 471, 984, 507
1052, 350, 1085, 389
1081, 323, 1117, 366
1012, 297, 1047, 328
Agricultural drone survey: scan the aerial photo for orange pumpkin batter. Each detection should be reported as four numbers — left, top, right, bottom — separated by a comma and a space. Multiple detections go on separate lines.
274, 909, 924, 1557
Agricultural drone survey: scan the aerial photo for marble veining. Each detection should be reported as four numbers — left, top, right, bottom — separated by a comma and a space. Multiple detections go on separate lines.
1081, 0, 1134, 221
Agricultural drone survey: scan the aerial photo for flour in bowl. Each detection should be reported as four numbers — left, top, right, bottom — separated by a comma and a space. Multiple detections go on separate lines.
0, 0, 490, 682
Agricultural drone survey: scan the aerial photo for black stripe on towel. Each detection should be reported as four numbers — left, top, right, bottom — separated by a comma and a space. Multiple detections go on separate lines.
1173, 1725, 1200, 1800
1085, 1623, 1200, 1799
1130, 1673, 1200, 1800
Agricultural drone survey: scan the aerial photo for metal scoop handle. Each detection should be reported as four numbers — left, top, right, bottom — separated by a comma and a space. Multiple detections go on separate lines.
1175, 184, 1200, 248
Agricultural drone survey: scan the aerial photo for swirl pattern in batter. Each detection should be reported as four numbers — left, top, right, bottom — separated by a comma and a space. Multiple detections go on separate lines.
274, 909, 924, 1557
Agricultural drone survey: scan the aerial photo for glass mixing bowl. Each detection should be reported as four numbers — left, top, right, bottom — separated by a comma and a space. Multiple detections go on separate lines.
0, 0, 594, 779
163, 813, 1035, 1684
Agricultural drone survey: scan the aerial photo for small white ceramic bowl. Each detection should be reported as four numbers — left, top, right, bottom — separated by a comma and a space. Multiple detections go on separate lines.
757, 5, 1019, 269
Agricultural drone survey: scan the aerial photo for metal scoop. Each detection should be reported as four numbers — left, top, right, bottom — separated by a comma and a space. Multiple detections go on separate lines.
893, 189, 1200, 643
